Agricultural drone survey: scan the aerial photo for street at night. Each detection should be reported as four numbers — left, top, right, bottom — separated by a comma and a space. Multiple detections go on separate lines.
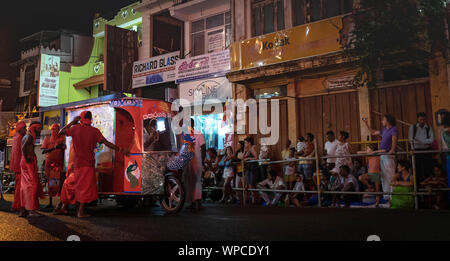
2, 0, 450, 255
1, 194, 450, 241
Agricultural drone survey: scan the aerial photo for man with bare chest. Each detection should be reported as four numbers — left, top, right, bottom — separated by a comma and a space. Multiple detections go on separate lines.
20, 122, 43, 217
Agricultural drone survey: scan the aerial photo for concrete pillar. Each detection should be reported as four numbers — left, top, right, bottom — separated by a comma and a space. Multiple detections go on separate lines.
284, 0, 293, 30
139, 13, 152, 60
358, 86, 371, 141
286, 78, 298, 143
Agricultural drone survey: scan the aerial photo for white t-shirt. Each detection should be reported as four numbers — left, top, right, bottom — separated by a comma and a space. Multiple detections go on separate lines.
293, 181, 305, 192
324, 140, 339, 163
343, 174, 359, 192
297, 142, 306, 153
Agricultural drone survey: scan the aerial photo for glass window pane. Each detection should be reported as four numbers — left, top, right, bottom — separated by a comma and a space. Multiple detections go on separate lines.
263, 3, 274, 34
253, 8, 262, 36
225, 11, 231, 25
192, 33, 205, 56
277, 0, 285, 30
311, 0, 321, 22
293, 0, 305, 26
192, 19, 204, 33
225, 24, 231, 48
325, 0, 340, 18
206, 13, 224, 29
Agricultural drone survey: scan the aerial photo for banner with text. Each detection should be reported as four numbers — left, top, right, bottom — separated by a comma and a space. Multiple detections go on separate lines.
175, 50, 230, 84
230, 16, 343, 71
179, 77, 232, 105
132, 51, 180, 89
38, 54, 60, 107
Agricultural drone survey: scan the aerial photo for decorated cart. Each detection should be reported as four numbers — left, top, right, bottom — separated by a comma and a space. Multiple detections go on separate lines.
65, 98, 186, 213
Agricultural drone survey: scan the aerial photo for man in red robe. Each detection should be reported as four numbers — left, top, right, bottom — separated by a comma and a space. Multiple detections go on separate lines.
10, 121, 27, 212
59, 111, 129, 218
41, 124, 65, 208
54, 144, 76, 215
20, 122, 44, 217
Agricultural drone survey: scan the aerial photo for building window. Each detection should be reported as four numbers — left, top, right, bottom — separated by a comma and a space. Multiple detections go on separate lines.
252, 0, 285, 37
293, 0, 353, 25
24, 65, 35, 92
191, 11, 231, 57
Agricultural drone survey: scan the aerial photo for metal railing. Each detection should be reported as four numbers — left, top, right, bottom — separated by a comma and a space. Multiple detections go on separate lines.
203, 138, 450, 210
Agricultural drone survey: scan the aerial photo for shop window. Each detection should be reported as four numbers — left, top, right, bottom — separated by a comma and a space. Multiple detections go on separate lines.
252, 0, 285, 37
191, 11, 231, 57
24, 65, 35, 92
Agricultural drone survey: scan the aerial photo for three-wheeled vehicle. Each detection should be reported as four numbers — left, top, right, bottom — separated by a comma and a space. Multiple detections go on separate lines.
65, 98, 185, 213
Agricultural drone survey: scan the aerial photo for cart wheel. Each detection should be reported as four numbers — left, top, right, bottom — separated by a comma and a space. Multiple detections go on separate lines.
160, 175, 185, 214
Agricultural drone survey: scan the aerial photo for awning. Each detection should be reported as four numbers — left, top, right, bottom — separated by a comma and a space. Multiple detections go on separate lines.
73, 74, 104, 89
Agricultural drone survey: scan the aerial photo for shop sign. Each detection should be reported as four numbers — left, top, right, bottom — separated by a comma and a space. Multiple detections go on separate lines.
327, 75, 355, 90
207, 29, 225, 53
38, 54, 60, 107
230, 16, 343, 71
132, 51, 180, 88
179, 77, 232, 105
175, 50, 230, 83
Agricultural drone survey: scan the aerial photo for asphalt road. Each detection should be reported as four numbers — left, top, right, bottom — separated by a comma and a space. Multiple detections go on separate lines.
1, 194, 450, 241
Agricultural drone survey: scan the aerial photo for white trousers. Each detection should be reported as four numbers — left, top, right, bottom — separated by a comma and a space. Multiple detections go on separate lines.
380, 155, 396, 201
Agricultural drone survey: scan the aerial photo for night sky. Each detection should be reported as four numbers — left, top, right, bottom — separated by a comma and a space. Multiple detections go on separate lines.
0, 0, 138, 62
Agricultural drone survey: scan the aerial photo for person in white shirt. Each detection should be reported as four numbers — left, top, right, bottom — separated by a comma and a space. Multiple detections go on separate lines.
285, 174, 305, 207
257, 170, 286, 206
324, 131, 339, 171
339, 165, 359, 208
296, 136, 306, 154
408, 112, 434, 182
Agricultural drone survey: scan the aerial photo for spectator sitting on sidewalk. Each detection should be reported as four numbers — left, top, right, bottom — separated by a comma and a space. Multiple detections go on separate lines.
257, 170, 286, 207
421, 164, 447, 209
339, 165, 359, 208
391, 160, 414, 209
329, 168, 343, 208
284, 173, 306, 207
358, 144, 382, 207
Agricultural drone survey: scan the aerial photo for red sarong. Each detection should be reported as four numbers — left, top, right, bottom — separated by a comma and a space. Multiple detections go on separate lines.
74, 167, 98, 203
11, 172, 21, 211
60, 173, 76, 205
20, 157, 44, 211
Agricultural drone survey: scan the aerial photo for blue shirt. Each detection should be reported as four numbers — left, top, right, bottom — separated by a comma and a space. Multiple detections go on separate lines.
380, 126, 399, 151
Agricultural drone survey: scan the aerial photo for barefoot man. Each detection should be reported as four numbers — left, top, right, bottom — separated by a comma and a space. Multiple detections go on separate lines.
20, 122, 44, 217
59, 111, 129, 218
10, 121, 26, 212
41, 124, 65, 209
54, 144, 76, 215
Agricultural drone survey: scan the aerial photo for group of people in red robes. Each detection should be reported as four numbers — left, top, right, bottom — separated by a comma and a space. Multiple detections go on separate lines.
9, 110, 128, 218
